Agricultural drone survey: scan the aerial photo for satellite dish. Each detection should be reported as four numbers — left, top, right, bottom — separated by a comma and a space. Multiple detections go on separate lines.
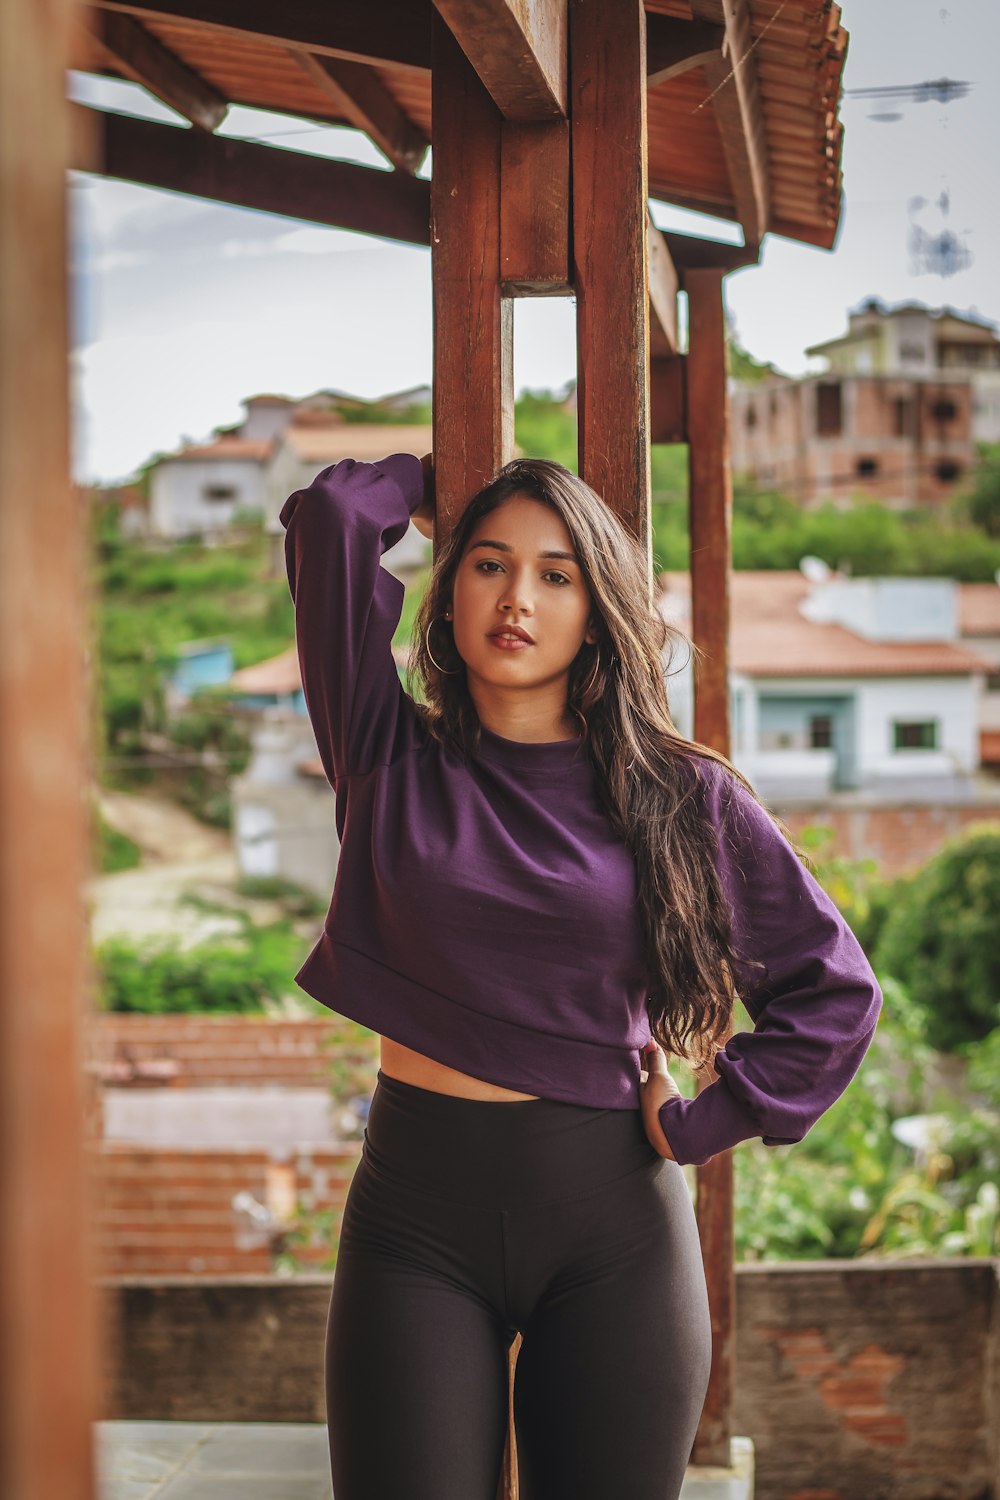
800, 555, 832, 583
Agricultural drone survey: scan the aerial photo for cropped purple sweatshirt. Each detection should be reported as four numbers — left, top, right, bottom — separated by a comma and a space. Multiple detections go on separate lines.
279, 453, 883, 1168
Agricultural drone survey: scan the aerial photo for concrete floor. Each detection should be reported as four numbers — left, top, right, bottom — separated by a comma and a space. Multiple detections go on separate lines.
97, 1421, 754, 1499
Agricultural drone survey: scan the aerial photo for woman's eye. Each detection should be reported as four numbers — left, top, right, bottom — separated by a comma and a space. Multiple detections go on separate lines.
544, 571, 571, 586
476, 559, 504, 575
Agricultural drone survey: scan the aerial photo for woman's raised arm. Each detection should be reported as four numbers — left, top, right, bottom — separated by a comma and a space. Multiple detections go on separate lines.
657, 762, 883, 1167
279, 453, 428, 785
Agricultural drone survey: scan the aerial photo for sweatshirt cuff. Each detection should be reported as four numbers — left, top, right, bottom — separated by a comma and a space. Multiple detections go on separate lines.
373, 452, 426, 517
657, 1078, 762, 1167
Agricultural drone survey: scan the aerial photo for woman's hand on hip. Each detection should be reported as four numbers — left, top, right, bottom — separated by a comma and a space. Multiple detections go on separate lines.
639, 1038, 681, 1160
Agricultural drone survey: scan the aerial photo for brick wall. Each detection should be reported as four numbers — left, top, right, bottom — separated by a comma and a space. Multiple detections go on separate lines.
87, 1014, 374, 1089
90, 1142, 361, 1277
778, 798, 1000, 877
100, 1259, 1000, 1499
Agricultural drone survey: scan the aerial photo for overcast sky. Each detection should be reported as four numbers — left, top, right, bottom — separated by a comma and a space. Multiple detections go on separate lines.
70, 1, 1000, 483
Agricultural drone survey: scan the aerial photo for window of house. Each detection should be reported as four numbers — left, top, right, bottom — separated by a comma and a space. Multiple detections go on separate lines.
745, 404, 758, 429
816, 382, 843, 436
930, 398, 957, 423
809, 715, 834, 749
893, 398, 912, 437
893, 720, 938, 751
899, 342, 925, 363
856, 457, 879, 478
935, 459, 961, 483
203, 484, 237, 503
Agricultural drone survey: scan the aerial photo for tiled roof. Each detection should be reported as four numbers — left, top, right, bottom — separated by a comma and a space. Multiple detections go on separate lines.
229, 647, 301, 696
171, 436, 273, 463
282, 424, 433, 464
981, 730, 1000, 765
659, 570, 993, 678
959, 582, 1000, 637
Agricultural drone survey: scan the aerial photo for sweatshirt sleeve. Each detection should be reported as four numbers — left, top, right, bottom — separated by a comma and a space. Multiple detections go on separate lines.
657, 761, 883, 1168
279, 453, 425, 783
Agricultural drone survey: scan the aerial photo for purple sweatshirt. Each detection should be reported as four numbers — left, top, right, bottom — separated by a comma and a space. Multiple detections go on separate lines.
280, 453, 883, 1168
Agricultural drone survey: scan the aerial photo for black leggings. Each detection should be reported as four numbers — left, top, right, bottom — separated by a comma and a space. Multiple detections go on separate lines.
325, 1070, 713, 1500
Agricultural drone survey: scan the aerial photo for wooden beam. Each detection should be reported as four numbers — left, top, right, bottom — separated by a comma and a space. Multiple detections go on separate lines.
689, 0, 770, 245
72, 105, 431, 247
685, 264, 734, 1469
430, 11, 514, 538
432, 0, 567, 120
571, 0, 651, 550
647, 216, 679, 356
650, 355, 686, 444
91, 10, 227, 131
1, 2, 103, 1498
646, 13, 724, 87
500, 119, 571, 294
95, 0, 432, 74
291, 50, 428, 173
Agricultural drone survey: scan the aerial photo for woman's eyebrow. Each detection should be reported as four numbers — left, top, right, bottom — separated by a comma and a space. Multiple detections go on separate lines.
468, 539, 579, 562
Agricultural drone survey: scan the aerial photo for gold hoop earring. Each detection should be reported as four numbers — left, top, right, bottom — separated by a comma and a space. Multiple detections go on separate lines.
425, 616, 459, 675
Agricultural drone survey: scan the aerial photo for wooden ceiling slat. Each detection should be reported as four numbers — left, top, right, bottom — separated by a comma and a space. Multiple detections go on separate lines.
689, 0, 770, 244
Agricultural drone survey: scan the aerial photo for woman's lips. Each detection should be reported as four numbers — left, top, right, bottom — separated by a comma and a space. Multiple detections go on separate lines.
488, 631, 534, 650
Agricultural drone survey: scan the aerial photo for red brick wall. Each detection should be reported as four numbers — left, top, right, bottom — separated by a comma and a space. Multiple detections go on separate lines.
88, 1014, 372, 1088
778, 799, 1000, 878
90, 1142, 361, 1277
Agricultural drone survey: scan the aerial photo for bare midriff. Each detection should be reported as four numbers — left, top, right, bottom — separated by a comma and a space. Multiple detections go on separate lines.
379, 1036, 541, 1101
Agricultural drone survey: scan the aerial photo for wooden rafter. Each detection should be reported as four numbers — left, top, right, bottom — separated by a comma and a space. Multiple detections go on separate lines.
290, 50, 428, 173
90, 10, 227, 131
647, 216, 679, 357
72, 105, 432, 246
94, 0, 432, 74
689, 0, 770, 245
645, 14, 723, 88
431, 0, 566, 120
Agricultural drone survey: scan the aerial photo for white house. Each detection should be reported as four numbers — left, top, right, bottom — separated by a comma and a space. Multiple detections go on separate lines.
148, 434, 272, 538
264, 419, 434, 577
659, 569, 992, 802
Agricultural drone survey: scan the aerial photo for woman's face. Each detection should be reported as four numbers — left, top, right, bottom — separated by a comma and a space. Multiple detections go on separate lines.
450, 494, 597, 698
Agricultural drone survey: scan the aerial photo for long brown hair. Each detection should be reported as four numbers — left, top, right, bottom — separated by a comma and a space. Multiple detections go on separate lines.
410, 458, 799, 1069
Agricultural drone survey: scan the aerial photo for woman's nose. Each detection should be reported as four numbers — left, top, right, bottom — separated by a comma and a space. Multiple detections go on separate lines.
499, 580, 534, 615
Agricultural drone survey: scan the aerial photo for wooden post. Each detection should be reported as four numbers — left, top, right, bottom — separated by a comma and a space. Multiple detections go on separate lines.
570, 0, 651, 556
431, 11, 514, 539
0, 2, 104, 1497
685, 264, 735, 1468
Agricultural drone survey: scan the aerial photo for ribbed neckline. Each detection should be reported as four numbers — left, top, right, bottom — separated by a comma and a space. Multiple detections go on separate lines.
475, 722, 590, 773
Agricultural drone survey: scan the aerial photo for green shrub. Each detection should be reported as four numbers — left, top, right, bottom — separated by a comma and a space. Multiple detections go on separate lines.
94, 807, 142, 874
872, 823, 1000, 1051
93, 916, 309, 1015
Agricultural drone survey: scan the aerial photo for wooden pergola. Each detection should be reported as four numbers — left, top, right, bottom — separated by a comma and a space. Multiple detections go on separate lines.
0, 3, 847, 1496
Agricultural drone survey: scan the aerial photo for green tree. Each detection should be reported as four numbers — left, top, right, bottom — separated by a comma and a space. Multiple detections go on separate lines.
873, 824, 1000, 1051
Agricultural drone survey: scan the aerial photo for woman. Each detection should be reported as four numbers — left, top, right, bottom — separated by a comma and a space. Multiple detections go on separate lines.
279, 451, 882, 1500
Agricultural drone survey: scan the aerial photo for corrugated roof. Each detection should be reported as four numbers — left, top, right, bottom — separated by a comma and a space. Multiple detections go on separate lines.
282, 423, 433, 464
660, 570, 994, 677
